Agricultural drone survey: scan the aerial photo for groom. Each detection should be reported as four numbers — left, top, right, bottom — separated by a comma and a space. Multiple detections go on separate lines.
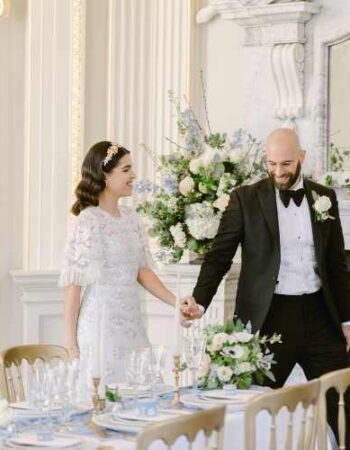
181, 128, 350, 444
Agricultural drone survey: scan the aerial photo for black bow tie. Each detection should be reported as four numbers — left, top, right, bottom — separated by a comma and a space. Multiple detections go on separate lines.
279, 188, 305, 208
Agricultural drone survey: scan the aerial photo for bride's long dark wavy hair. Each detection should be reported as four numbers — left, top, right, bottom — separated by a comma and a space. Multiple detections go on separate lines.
71, 141, 130, 216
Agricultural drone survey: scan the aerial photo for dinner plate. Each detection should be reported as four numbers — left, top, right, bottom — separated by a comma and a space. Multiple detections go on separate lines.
10, 402, 61, 411
4, 433, 82, 449
9, 402, 91, 418
116, 409, 180, 423
92, 413, 142, 434
201, 388, 262, 402
180, 391, 260, 412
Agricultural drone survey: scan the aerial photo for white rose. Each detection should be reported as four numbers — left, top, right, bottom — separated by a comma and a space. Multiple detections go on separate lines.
314, 195, 332, 213
217, 366, 234, 383
227, 335, 237, 344
202, 145, 217, 167
229, 148, 246, 164
209, 333, 230, 352
170, 223, 187, 249
179, 176, 195, 196
214, 193, 230, 211
234, 331, 254, 343
189, 158, 201, 174
234, 362, 253, 376
199, 354, 211, 377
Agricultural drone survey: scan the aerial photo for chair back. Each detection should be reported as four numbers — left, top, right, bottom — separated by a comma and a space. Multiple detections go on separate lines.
245, 380, 320, 450
136, 406, 225, 450
1, 344, 68, 402
318, 367, 350, 450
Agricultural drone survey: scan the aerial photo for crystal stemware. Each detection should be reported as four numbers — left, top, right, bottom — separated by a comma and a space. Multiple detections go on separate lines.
182, 326, 207, 391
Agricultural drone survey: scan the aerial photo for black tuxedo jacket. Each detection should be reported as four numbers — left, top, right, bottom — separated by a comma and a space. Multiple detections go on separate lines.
192, 177, 350, 337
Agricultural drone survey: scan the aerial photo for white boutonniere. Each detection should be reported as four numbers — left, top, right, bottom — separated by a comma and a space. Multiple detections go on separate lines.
312, 191, 335, 223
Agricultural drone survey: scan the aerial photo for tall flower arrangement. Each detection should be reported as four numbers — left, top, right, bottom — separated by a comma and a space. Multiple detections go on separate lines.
136, 93, 266, 263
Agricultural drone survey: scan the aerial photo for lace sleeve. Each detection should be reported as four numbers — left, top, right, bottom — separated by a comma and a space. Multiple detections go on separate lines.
135, 211, 154, 269
58, 209, 102, 287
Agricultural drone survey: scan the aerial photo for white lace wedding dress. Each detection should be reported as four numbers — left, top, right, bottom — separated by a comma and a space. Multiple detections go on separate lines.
59, 205, 151, 394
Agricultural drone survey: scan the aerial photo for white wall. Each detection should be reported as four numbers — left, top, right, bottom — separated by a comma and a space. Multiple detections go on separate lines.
0, 0, 26, 348
200, 15, 246, 133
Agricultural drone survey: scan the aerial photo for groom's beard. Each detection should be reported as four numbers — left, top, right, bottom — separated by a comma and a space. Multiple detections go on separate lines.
268, 161, 302, 191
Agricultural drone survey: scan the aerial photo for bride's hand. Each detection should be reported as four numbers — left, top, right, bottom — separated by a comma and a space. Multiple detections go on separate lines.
67, 344, 80, 359
179, 296, 203, 322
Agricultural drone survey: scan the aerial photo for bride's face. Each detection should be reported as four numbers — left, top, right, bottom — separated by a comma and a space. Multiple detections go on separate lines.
104, 154, 135, 197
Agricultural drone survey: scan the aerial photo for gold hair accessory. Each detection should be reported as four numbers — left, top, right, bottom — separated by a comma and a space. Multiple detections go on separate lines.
103, 143, 121, 166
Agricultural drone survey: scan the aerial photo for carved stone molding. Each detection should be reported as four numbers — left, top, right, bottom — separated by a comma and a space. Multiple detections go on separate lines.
197, 1, 320, 45
197, 1, 320, 122
0, 0, 9, 17
271, 43, 304, 121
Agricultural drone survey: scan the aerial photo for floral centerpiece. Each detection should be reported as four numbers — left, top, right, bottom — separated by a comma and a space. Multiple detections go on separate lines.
136, 93, 266, 263
200, 319, 281, 390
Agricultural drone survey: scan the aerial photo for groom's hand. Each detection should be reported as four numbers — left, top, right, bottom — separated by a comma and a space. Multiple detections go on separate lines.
179, 296, 204, 326
342, 324, 350, 352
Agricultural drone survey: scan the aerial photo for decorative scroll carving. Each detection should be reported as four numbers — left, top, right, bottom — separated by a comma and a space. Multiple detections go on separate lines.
271, 43, 305, 121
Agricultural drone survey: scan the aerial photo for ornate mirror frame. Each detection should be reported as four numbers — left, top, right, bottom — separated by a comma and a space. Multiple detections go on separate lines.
313, 24, 350, 174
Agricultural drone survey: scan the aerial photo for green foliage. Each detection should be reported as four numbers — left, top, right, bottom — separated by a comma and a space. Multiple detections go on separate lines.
105, 386, 121, 403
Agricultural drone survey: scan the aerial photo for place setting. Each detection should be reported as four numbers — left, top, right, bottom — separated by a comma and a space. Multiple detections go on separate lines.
90, 345, 182, 434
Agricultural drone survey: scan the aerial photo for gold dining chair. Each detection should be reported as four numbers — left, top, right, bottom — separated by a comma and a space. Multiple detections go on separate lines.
0, 344, 69, 402
136, 406, 225, 450
245, 380, 320, 450
317, 367, 350, 450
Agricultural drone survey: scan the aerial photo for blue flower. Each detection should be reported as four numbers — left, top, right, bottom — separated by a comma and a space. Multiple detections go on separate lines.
231, 129, 243, 147
160, 174, 178, 193
133, 180, 159, 194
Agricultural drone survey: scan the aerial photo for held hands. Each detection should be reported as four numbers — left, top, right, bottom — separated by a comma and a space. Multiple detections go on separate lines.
342, 324, 350, 352
66, 344, 80, 359
179, 296, 203, 328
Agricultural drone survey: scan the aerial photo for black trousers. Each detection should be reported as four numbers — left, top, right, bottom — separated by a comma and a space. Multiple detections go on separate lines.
261, 290, 350, 448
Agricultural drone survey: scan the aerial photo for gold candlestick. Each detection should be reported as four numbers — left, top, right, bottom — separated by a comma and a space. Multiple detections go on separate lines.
92, 377, 106, 414
171, 355, 181, 405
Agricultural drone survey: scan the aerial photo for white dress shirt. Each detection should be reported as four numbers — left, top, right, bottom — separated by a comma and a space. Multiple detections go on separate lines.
274, 177, 322, 295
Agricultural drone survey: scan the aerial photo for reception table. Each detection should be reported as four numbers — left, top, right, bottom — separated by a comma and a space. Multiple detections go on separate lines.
0, 388, 335, 450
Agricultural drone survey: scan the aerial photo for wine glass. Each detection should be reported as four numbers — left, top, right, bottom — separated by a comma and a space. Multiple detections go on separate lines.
29, 364, 54, 440
124, 349, 149, 407
183, 326, 207, 391
50, 360, 78, 431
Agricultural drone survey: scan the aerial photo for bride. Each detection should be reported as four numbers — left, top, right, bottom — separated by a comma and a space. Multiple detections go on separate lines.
59, 141, 179, 390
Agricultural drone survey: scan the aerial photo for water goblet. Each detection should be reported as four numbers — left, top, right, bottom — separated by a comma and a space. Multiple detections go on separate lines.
182, 326, 207, 391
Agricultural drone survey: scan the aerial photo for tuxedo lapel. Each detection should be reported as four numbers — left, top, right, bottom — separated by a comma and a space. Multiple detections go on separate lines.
303, 178, 323, 265
257, 179, 280, 250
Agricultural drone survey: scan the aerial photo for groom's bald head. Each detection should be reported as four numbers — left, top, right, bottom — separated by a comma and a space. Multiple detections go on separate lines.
265, 128, 305, 190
